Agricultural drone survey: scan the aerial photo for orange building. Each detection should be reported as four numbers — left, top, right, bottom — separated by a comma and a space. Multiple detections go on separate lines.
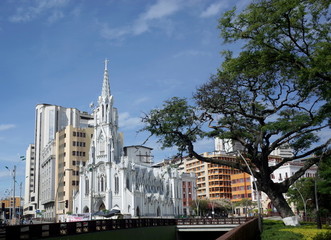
0, 197, 22, 208
182, 152, 240, 200
230, 172, 252, 202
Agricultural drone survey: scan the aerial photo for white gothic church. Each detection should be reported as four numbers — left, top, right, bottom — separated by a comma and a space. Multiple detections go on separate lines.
73, 61, 191, 218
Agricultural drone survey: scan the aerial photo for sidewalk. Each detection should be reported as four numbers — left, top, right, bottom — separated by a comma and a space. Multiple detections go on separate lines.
264, 216, 282, 221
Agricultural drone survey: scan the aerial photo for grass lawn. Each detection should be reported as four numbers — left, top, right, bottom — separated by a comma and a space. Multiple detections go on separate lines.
261, 220, 331, 240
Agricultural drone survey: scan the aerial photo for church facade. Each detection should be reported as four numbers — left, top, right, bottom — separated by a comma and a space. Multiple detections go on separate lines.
73, 61, 191, 218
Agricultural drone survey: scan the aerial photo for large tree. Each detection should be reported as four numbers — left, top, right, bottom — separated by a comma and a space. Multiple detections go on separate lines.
141, 0, 330, 224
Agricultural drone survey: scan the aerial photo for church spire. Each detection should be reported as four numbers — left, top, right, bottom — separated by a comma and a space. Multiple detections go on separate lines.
101, 59, 111, 98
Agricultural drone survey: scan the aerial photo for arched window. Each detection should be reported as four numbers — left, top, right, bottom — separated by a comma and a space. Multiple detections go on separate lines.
115, 174, 119, 194
85, 177, 89, 196
126, 176, 130, 191
100, 175, 105, 192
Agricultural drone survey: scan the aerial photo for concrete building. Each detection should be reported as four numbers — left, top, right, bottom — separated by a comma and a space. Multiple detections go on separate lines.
23, 144, 36, 218
51, 126, 93, 218
24, 104, 93, 218
181, 173, 197, 216
1, 196, 22, 220
181, 152, 240, 200
214, 138, 245, 154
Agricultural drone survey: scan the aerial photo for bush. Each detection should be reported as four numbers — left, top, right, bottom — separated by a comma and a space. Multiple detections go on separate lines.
312, 231, 331, 240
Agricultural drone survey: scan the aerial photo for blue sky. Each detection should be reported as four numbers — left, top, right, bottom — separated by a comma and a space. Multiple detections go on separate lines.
0, 0, 249, 198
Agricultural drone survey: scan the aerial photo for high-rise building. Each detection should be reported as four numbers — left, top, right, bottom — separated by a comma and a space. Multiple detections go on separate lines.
214, 138, 245, 154
54, 126, 93, 216
23, 144, 36, 218
181, 152, 240, 200
24, 105, 93, 218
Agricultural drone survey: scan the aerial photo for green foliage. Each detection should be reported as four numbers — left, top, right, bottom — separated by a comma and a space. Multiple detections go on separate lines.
262, 220, 331, 240
140, 0, 331, 219
219, 0, 331, 100
140, 97, 204, 154
313, 231, 331, 240
318, 156, 331, 195
287, 178, 315, 212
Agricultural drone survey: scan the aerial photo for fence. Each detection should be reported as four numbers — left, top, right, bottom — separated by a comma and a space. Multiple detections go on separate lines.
215, 217, 260, 240
177, 217, 254, 225
5, 218, 177, 239
5, 217, 257, 240
302, 216, 331, 225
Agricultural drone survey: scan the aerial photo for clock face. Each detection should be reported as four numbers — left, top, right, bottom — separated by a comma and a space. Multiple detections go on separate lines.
99, 164, 105, 172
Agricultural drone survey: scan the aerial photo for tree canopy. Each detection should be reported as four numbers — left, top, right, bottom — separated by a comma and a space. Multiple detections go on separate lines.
141, 0, 331, 222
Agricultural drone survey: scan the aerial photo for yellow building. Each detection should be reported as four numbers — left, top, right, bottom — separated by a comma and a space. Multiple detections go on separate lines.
55, 125, 93, 215
0, 196, 22, 209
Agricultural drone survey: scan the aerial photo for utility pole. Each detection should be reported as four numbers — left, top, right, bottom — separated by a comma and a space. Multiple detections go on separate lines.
12, 165, 16, 224
19, 182, 22, 223
238, 151, 262, 233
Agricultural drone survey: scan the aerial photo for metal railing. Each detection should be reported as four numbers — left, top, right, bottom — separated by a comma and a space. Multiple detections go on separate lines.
215, 217, 260, 240
301, 216, 331, 225
5, 217, 254, 240
177, 217, 254, 225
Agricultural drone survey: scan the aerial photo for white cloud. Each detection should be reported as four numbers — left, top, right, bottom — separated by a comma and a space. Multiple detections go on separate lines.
119, 112, 143, 130
133, 97, 150, 106
9, 0, 70, 23
101, 0, 181, 40
200, 2, 225, 18
173, 49, 211, 58
0, 124, 15, 131
100, 24, 131, 40
47, 10, 64, 23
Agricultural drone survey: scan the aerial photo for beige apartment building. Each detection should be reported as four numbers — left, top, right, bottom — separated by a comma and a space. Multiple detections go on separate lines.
55, 125, 93, 215
181, 152, 240, 200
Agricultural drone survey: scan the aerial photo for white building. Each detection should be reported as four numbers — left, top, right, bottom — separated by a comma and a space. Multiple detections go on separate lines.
23, 144, 36, 217
214, 137, 245, 154
250, 157, 317, 214
24, 104, 93, 217
73, 61, 186, 218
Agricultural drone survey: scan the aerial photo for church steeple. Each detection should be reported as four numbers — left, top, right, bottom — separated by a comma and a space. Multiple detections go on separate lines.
101, 59, 111, 99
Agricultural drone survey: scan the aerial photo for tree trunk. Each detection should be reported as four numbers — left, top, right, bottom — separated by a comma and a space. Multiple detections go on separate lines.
267, 190, 294, 217
265, 188, 300, 226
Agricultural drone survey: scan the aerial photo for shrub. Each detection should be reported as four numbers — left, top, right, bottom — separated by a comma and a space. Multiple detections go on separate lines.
312, 231, 331, 240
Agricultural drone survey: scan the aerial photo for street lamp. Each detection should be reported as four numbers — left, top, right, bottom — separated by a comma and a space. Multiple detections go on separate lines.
304, 198, 312, 217
54, 168, 73, 223
237, 150, 262, 233
5, 165, 16, 224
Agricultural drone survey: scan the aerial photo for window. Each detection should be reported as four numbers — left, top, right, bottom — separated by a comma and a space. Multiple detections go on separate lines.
100, 176, 105, 192
85, 178, 89, 196
115, 175, 119, 194
73, 132, 76, 137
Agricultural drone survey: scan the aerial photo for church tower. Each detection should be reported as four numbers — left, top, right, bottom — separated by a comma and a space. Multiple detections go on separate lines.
92, 59, 123, 164
86, 60, 124, 214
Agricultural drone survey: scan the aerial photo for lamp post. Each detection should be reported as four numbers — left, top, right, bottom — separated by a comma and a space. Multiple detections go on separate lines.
54, 168, 73, 223
237, 150, 262, 233
5, 166, 16, 224
294, 181, 312, 218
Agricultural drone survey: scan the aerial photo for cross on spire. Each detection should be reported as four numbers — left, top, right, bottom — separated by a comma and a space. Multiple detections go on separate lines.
101, 58, 111, 98
104, 59, 109, 71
